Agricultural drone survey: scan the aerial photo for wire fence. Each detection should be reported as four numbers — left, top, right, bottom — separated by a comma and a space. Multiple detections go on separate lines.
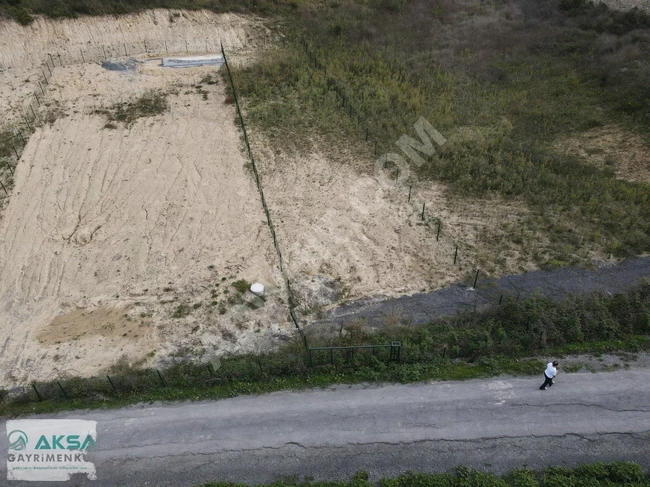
1, 340, 405, 405
220, 42, 312, 352
0, 36, 233, 199
299, 37, 486, 276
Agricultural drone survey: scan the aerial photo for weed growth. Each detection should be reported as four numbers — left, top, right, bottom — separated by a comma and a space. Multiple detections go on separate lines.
96, 90, 168, 127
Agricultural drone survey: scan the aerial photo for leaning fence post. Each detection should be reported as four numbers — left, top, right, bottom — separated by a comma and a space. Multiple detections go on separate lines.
436, 221, 441, 241
421, 202, 425, 220
57, 381, 69, 399
473, 269, 479, 289
107, 375, 117, 393
499, 294, 503, 305
156, 370, 166, 387
32, 383, 42, 401
453, 245, 458, 264
0, 179, 9, 195
391, 341, 401, 363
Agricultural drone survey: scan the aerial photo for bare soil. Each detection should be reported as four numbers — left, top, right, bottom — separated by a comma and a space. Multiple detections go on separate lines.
0, 12, 290, 388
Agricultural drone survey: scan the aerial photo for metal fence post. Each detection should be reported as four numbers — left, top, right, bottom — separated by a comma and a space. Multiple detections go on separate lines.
32, 384, 42, 401
156, 370, 166, 387
57, 381, 69, 399
107, 375, 117, 393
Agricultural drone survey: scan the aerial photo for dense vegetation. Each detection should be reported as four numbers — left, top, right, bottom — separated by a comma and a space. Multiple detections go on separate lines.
197, 463, 650, 487
0, 0, 299, 24
2, 282, 649, 416
231, 0, 650, 269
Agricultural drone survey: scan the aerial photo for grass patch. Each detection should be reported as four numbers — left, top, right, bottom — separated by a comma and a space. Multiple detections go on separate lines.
230, 0, 650, 267
95, 90, 168, 127
231, 279, 251, 294
171, 304, 191, 319
196, 462, 648, 486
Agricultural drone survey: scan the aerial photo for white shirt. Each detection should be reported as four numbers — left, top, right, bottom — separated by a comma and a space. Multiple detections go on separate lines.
545, 362, 557, 378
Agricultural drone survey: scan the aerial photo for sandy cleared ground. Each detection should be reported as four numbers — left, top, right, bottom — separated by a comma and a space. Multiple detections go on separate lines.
252, 140, 535, 317
0, 10, 272, 125
0, 10, 269, 69
0, 14, 290, 388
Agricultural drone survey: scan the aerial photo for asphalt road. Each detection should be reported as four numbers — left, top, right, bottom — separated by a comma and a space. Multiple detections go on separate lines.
1, 369, 649, 486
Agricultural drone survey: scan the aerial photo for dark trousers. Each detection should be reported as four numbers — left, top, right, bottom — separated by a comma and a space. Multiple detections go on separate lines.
539, 374, 554, 390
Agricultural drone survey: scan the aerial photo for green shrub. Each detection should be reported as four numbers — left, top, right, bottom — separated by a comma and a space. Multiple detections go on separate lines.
231, 279, 251, 294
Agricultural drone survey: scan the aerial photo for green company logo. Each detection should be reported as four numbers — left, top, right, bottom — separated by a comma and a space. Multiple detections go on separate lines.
8, 430, 28, 451
34, 434, 96, 450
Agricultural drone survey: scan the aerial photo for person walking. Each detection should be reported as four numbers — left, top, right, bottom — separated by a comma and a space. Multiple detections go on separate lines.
539, 360, 558, 390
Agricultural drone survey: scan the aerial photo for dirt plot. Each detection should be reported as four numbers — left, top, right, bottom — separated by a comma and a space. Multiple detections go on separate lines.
252, 140, 538, 317
0, 10, 267, 69
0, 50, 290, 387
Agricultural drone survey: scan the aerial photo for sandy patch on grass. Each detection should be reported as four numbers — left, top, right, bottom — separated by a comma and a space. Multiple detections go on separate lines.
554, 126, 650, 184
0, 57, 291, 388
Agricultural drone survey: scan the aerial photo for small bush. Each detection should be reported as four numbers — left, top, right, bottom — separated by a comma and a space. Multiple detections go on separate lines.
231, 279, 251, 294
172, 304, 191, 319
98, 91, 168, 127
7, 5, 34, 25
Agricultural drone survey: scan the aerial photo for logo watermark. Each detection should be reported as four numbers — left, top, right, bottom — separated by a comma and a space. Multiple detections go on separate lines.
6, 420, 97, 481
375, 117, 447, 184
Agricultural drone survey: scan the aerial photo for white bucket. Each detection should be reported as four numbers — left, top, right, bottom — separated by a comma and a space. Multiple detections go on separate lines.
250, 282, 265, 297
